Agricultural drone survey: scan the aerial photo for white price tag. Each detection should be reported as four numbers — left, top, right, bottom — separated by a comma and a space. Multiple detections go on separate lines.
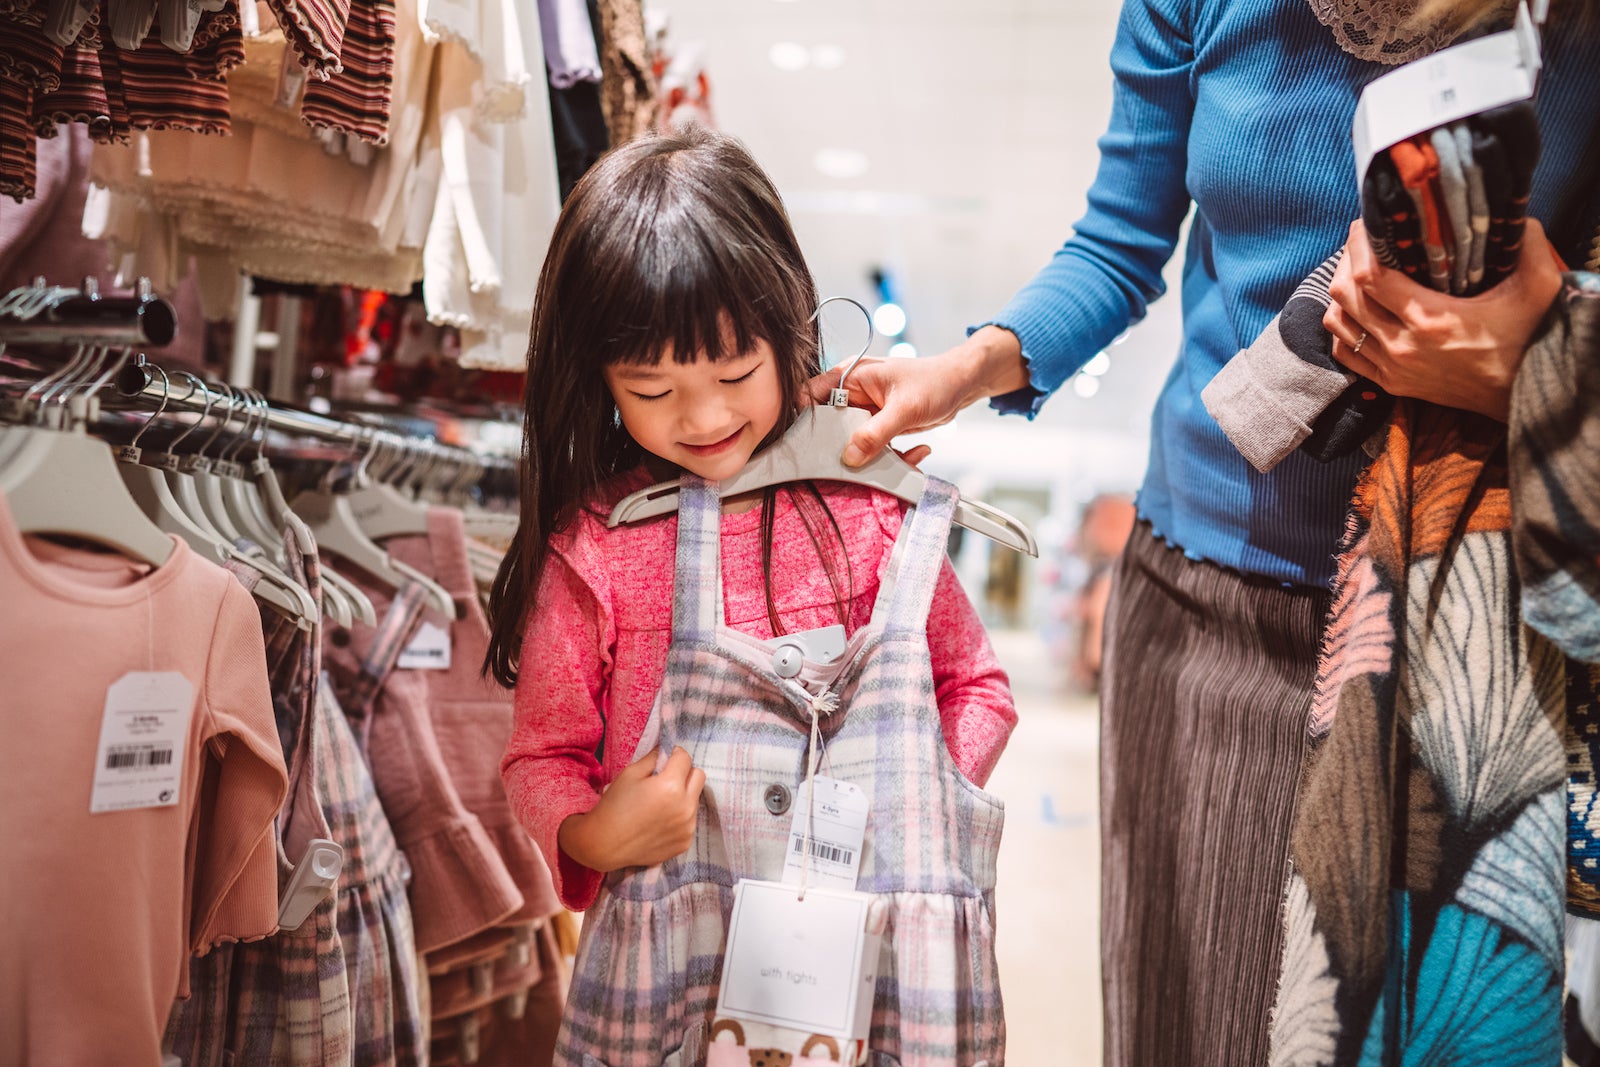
716, 879, 881, 1041
1350, 1, 1540, 193
782, 776, 869, 892
397, 620, 452, 670
90, 672, 195, 814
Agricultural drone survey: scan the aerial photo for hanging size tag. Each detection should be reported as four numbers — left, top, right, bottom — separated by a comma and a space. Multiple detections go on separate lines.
90, 672, 195, 814
397, 620, 452, 670
716, 879, 882, 1041
782, 776, 869, 891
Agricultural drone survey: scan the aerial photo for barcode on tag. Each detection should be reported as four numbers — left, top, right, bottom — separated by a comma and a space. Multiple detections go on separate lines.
91, 672, 194, 813
792, 837, 855, 866
105, 745, 174, 771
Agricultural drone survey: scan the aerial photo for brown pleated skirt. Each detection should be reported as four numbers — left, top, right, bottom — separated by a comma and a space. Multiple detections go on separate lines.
1099, 525, 1329, 1067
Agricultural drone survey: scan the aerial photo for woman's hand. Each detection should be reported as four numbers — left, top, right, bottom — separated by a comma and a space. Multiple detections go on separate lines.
805, 325, 1030, 467
1323, 218, 1563, 422
558, 746, 706, 872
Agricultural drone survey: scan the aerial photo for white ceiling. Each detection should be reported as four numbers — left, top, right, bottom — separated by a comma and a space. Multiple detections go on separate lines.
653, 0, 1189, 500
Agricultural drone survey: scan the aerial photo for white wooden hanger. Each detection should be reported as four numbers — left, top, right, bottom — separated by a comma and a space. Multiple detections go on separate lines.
607, 298, 1038, 557
1, 346, 174, 566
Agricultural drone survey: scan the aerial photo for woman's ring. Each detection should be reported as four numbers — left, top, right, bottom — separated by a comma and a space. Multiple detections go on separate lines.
1352, 331, 1367, 355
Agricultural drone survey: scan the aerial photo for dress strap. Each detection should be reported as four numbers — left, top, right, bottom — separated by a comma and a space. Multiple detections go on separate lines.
873, 476, 961, 635
671, 474, 723, 643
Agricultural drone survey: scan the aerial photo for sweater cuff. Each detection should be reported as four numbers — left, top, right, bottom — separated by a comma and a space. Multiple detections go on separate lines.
967, 317, 1058, 420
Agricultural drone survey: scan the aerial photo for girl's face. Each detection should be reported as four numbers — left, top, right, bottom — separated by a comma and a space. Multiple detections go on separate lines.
603, 339, 785, 481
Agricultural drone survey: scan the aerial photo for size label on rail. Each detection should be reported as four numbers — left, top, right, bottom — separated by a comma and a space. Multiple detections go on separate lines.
90, 672, 195, 814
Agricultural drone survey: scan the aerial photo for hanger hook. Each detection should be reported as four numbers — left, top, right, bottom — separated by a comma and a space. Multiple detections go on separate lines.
27, 343, 90, 408
129, 364, 173, 451
355, 426, 381, 486
246, 390, 271, 461
810, 296, 875, 398
221, 389, 259, 463
82, 346, 133, 402
197, 381, 239, 458
168, 372, 212, 451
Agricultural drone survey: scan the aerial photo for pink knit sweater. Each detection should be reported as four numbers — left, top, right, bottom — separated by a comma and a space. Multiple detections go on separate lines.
500, 469, 1016, 911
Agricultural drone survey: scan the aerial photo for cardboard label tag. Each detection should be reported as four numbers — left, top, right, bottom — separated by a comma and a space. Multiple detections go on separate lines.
716, 879, 881, 1040
397, 620, 452, 670
90, 672, 195, 814
1350, 1, 1540, 192
782, 776, 868, 891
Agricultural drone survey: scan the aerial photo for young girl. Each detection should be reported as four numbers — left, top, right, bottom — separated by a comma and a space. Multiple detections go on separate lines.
490, 128, 1015, 1067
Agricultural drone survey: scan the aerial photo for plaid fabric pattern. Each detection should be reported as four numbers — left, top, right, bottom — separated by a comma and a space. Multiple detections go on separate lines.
557, 477, 1005, 1067
167, 529, 355, 1067
323, 583, 431, 1066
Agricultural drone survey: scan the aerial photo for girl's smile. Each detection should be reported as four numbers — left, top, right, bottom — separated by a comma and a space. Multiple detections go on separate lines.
603, 339, 783, 482
680, 426, 748, 458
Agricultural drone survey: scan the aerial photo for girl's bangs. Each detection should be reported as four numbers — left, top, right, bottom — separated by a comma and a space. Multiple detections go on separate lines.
594, 214, 801, 369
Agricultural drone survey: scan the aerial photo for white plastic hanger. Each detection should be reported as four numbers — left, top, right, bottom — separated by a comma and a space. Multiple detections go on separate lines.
292, 429, 456, 619
607, 298, 1038, 557
142, 373, 316, 629
339, 432, 434, 541
215, 390, 355, 629
116, 365, 233, 563
239, 395, 375, 629
1, 347, 174, 567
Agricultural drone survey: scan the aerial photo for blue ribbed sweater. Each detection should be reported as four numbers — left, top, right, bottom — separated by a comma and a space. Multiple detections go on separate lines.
988, 0, 1600, 588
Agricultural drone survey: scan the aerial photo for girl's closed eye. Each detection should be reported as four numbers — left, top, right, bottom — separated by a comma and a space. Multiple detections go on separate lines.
631, 388, 670, 401
719, 366, 759, 385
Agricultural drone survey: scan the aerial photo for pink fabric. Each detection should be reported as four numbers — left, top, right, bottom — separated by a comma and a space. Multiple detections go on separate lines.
0, 495, 287, 1066
501, 469, 1016, 911
387, 508, 561, 932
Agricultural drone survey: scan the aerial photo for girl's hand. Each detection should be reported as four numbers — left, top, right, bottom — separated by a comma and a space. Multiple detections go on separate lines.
1323, 218, 1563, 422
558, 746, 706, 872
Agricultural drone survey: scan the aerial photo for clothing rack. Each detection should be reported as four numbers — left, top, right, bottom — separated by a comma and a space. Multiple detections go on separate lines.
112, 359, 515, 473
0, 280, 178, 348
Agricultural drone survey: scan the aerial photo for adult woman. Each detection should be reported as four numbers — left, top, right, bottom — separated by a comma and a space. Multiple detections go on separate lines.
812, 1, 1600, 1062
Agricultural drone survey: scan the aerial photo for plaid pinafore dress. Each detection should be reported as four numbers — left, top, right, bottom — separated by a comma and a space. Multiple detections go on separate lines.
556, 476, 1005, 1067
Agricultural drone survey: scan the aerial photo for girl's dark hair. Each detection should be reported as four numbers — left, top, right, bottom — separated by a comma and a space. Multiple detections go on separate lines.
484, 127, 852, 689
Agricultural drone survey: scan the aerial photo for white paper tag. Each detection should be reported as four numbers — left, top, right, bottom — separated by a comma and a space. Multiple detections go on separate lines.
782, 776, 869, 891
90, 672, 196, 814
397, 620, 452, 670
716, 879, 881, 1040
1350, 1, 1540, 192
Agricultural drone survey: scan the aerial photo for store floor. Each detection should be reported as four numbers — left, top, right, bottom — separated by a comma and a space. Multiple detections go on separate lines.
986, 630, 1103, 1065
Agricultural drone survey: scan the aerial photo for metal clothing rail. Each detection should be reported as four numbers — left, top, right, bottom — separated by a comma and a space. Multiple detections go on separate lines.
112, 360, 516, 472
0, 280, 178, 348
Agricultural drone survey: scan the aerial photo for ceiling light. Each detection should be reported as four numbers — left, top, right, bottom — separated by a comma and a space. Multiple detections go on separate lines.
810, 44, 846, 69
872, 302, 907, 337
889, 341, 917, 359
1072, 374, 1100, 398
768, 42, 809, 71
813, 148, 868, 179
1083, 352, 1111, 376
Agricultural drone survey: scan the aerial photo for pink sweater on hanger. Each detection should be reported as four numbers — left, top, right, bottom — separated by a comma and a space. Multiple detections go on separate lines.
501, 468, 1017, 911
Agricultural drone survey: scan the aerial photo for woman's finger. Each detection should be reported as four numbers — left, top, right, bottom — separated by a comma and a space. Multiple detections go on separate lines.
1331, 335, 1383, 384
1329, 250, 1406, 336
1323, 301, 1367, 353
